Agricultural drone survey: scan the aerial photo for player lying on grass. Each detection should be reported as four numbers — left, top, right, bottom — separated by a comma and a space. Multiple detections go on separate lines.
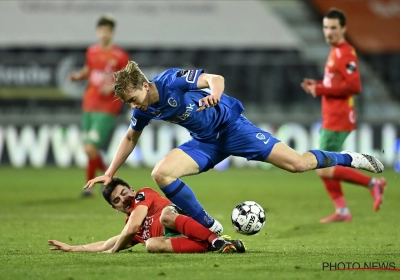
48, 178, 245, 254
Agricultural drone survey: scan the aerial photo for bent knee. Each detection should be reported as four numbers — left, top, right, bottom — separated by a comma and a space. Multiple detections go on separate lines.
151, 165, 173, 185
84, 144, 98, 158
146, 238, 171, 253
146, 239, 160, 253
160, 206, 178, 228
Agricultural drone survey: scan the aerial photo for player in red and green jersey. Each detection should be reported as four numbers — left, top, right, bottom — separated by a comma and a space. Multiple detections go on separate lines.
68, 15, 129, 196
48, 178, 245, 254
301, 8, 386, 223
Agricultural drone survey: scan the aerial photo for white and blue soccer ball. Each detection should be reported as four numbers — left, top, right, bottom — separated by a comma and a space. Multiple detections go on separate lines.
231, 201, 266, 235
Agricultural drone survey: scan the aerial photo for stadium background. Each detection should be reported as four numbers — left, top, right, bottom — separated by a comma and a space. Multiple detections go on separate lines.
1, 1, 400, 279
1, 0, 399, 169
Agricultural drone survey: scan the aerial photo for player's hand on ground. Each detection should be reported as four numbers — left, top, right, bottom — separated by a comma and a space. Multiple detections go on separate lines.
84, 175, 112, 190
197, 95, 221, 112
48, 240, 72, 252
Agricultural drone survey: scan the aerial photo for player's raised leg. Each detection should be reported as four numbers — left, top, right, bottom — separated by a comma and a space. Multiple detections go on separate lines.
151, 148, 223, 235
265, 142, 384, 173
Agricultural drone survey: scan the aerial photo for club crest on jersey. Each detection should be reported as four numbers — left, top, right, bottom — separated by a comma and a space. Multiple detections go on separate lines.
135, 192, 145, 203
168, 97, 178, 107
256, 133, 266, 140
346, 61, 357, 74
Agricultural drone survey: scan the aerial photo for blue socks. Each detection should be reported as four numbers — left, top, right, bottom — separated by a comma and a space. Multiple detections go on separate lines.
161, 179, 215, 228
309, 149, 352, 168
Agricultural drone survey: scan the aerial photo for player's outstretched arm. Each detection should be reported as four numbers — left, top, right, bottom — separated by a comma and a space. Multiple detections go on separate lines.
107, 205, 148, 253
196, 73, 225, 112
84, 128, 142, 190
48, 235, 131, 253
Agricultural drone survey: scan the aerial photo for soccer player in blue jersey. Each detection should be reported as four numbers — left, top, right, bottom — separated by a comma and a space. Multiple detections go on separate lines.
84, 61, 384, 234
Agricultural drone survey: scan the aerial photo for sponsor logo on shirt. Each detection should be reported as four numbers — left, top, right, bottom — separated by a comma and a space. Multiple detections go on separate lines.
141, 215, 154, 241
323, 72, 334, 88
107, 59, 117, 68
89, 70, 107, 86
177, 104, 195, 121
166, 120, 179, 124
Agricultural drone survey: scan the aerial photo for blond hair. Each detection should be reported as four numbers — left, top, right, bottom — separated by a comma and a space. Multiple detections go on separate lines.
113, 61, 149, 99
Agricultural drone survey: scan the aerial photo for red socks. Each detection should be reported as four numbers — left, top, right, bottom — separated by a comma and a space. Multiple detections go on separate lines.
321, 178, 348, 209
332, 166, 371, 187
171, 215, 217, 253
86, 154, 107, 181
174, 215, 218, 244
321, 167, 372, 213
95, 154, 107, 172
170, 237, 208, 253
322, 178, 343, 200
86, 157, 97, 182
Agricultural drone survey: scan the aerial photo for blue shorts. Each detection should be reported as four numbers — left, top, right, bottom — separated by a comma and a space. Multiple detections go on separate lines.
178, 115, 280, 173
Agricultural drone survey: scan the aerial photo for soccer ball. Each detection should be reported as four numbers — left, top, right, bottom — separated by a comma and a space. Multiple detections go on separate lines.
231, 201, 266, 235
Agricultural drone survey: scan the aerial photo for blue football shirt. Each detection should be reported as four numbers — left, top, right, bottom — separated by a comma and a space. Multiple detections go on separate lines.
130, 68, 244, 140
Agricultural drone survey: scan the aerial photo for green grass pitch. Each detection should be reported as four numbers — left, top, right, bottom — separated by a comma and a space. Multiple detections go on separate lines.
0, 166, 399, 280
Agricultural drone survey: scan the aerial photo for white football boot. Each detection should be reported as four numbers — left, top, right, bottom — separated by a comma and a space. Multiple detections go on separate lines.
209, 220, 224, 236
341, 151, 384, 173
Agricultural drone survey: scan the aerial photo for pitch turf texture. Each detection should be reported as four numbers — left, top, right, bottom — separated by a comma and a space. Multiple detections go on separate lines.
1, 167, 399, 280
